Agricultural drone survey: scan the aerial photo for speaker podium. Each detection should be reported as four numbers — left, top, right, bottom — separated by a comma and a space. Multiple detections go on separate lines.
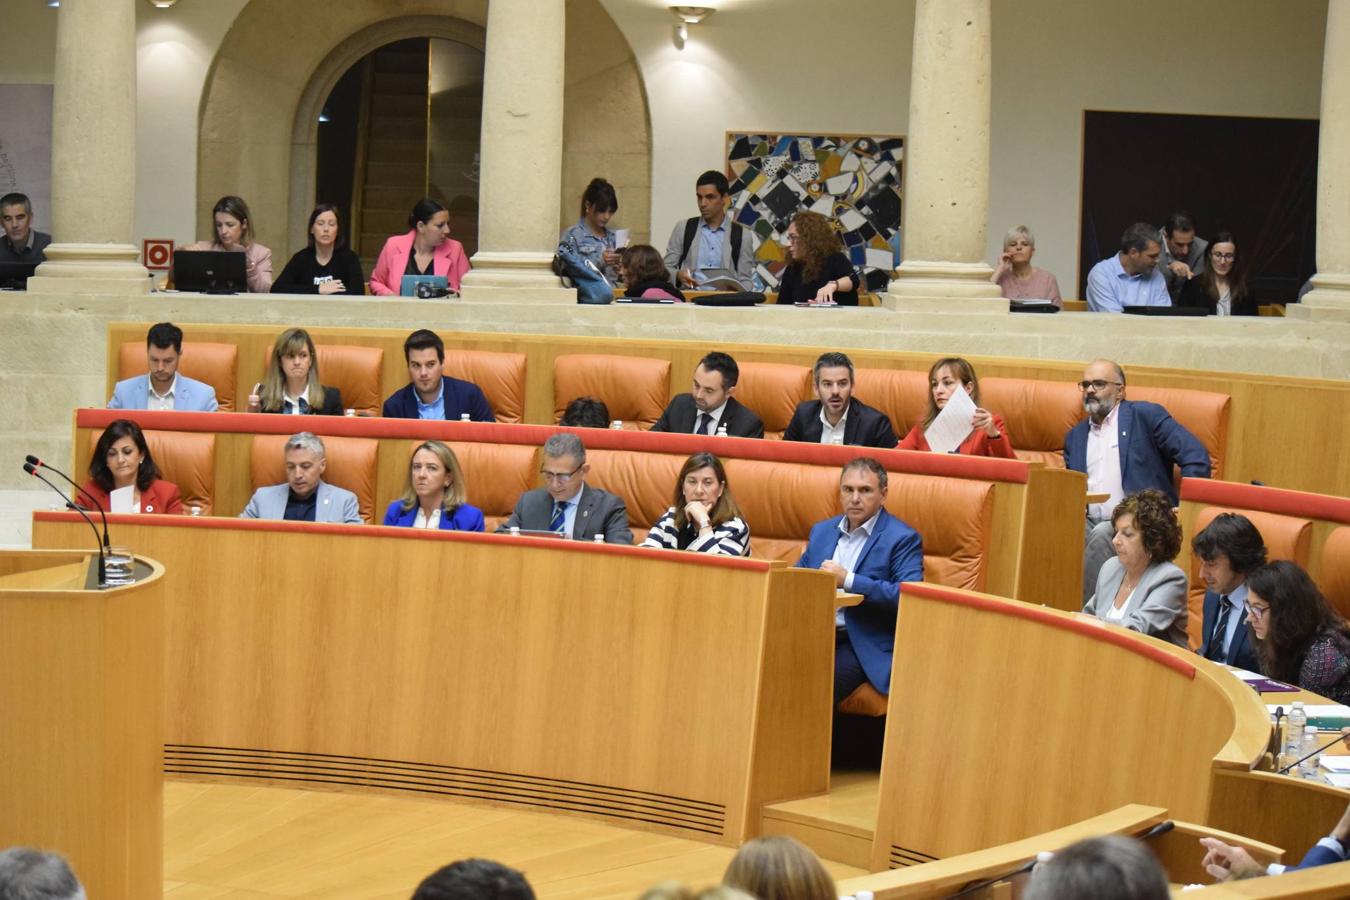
0, 549, 165, 900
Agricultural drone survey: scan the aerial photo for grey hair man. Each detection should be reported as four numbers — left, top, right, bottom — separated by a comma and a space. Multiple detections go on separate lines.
239, 432, 362, 523
0, 847, 86, 900
497, 432, 632, 543
1023, 835, 1169, 900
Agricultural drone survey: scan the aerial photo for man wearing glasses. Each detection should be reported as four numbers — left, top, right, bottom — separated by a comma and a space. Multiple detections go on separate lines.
1065, 358, 1211, 604
497, 432, 632, 543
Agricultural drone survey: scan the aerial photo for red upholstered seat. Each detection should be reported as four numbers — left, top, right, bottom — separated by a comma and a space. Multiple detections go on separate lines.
249, 434, 379, 524
1318, 527, 1350, 621
88, 428, 216, 515
855, 368, 928, 440
735, 362, 811, 440
443, 349, 527, 425
552, 354, 671, 430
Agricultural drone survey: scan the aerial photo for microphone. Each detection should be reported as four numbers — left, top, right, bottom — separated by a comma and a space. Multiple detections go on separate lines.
946, 858, 1039, 898
24, 461, 106, 587
1137, 820, 1175, 840
26, 453, 109, 550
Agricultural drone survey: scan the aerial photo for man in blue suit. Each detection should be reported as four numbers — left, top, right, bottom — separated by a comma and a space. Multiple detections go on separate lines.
1192, 513, 1267, 671
1064, 359, 1211, 604
796, 457, 924, 704
107, 322, 219, 412
1199, 791, 1350, 879
381, 329, 494, 421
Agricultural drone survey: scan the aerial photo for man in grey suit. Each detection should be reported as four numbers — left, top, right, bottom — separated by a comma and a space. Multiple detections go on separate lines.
239, 432, 362, 524
498, 433, 632, 544
663, 170, 756, 290
107, 322, 219, 412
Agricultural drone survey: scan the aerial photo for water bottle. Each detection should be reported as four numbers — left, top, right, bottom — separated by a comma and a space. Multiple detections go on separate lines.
593, 534, 605, 544
1299, 726, 1321, 779
1285, 702, 1306, 756
610, 420, 623, 430
509, 526, 521, 536
716, 423, 728, 437
190, 505, 202, 517
460, 413, 471, 422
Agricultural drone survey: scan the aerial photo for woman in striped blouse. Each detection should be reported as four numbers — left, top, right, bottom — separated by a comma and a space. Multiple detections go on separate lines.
641, 452, 750, 556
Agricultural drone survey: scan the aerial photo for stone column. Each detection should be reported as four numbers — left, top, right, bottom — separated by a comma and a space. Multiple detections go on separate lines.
884, 0, 1002, 310
27, 0, 149, 296
458, 0, 571, 301
1292, 0, 1350, 323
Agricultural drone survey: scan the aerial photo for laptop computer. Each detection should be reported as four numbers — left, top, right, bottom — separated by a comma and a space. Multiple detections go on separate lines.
0, 261, 39, 290
173, 250, 248, 293
400, 274, 450, 298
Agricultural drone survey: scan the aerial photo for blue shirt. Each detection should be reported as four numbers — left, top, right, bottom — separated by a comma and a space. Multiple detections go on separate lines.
697, 221, 726, 272
1218, 582, 1250, 662
558, 219, 617, 282
1085, 253, 1171, 312
831, 510, 880, 625
415, 381, 445, 420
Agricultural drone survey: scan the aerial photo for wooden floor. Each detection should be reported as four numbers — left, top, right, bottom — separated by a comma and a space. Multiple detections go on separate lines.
163, 780, 868, 899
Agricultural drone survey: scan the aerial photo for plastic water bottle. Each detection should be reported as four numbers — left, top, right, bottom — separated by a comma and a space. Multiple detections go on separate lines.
610, 420, 623, 430
460, 413, 471, 422
189, 506, 202, 517
1299, 725, 1321, 779
509, 526, 521, 536
1285, 702, 1307, 756
716, 423, 728, 437
593, 534, 605, 544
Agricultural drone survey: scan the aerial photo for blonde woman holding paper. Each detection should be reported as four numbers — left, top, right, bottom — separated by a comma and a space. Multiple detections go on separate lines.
898, 357, 1016, 458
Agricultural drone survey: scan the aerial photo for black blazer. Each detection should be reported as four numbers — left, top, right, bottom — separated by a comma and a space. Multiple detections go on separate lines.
650, 394, 764, 438
1200, 589, 1261, 672
260, 385, 343, 416
783, 398, 897, 448
1177, 278, 1258, 316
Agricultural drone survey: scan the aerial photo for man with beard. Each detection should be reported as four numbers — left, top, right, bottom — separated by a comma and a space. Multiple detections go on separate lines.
784, 352, 898, 448
1065, 359, 1211, 605
650, 351, 764, 438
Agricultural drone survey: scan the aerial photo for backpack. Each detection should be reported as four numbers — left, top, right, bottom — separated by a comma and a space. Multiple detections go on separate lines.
554, 240, 614, 304
680, 217, 744, 271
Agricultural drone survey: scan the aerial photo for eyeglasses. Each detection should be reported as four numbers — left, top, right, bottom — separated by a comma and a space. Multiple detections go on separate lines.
540, 464, 583, 484
784, 233, 798, 243
1212, 252, 1235, 261
1077, 380, 1123, 392
1247, 603, 1270, 619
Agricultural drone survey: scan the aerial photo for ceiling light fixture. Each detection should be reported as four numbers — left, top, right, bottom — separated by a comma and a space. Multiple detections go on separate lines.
669, 6, 714, 50
146, 0, 180, 8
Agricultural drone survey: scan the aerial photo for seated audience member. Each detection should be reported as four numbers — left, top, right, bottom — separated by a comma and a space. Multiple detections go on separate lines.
620, 244, 685, 301
497, 433, 632, 543
239, 432, 361, 523
640, 885, 754, 900
248, 327, 343, 415
1023, 835, 1169, 900
1178, 231, 1257, 316
1083, 490, 1188, 647
411, 857, 535, 900
0, 847, 85, 900
108, 321, 219, 411
182, 195, 273, 292
0, 191, 52, 264
1248, 560, 1350, 703
559, 177, 621, 284
784, 352, 897, 448
1084, 222, 1170, 312
898, 357, 1016, 458
651, 351, 764, 437
559, 396, 611, 428
1193, 513, 1267, 670
1158, 211, 1208, 302
79, 418, 183, 515
642, 452, 749, 556
381, 329, 494, 421
1200, 795, 1350, 880
663, 169, 755, 290
271, 203, 365, 295
1066, 358, 1210, 605
797, 458, 923, 702
776, 211, 858, 306
383, 440, 484, 531
722, 835, 837, 900
990, 224, 1062, 307
369, 197, 470, 295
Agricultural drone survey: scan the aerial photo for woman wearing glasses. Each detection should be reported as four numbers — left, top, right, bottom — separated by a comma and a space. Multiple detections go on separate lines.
776, 211, 858, 306
1247, 560, 1350, 703
1178, 232, 1257, 316
641, 452, 750, 556
382, 440, 484, 531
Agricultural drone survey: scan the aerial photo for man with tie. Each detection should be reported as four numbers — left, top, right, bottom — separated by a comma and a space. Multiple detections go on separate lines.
649, 351, 764, 438
1193, 513, 1267, 671
497, 433, 633, 544
796, 458, 924, 704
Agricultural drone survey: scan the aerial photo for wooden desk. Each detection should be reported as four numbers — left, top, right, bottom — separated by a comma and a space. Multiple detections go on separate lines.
31, 513, 837, 845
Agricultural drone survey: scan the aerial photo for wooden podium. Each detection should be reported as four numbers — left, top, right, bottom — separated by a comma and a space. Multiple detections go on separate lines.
0, 549, 165, 900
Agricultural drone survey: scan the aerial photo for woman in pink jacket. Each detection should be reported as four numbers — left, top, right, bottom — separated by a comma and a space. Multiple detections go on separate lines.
369, 197, 471, 295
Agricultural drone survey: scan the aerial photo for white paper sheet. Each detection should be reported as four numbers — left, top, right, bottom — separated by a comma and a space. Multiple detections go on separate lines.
921, 384, 978, 454
1324, 772, 1350, 789
614, 229, 630, 249
109, 484, 136, 514
1267, 704, 1350, 718
1320, 756, 1350, 772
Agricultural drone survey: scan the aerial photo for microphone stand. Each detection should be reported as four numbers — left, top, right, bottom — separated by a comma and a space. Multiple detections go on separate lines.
24, 462, 106, 587
26, 454, 110, 552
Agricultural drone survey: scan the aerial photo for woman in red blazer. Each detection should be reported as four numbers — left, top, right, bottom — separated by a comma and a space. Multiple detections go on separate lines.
368, 197, 471, 295
898, 357, 1017, 458
79, 419, 184, 515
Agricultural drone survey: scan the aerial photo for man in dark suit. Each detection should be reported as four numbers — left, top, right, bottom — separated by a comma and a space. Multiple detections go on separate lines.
650, 351, 764, 438
1064, 358, 1211, 604
381, 329, 494, 421
784, 352, 898, 448
1192, 513, 1267, 671
496, 432, 632, 543
796, 458, 923, 704
1199, 793, 1350, 879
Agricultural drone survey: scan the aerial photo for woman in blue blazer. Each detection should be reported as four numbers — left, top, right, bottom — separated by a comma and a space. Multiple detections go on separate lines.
382, 440, 484, 531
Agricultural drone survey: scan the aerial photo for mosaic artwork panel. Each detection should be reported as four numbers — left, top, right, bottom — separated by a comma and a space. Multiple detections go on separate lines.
727, 133, 904, 292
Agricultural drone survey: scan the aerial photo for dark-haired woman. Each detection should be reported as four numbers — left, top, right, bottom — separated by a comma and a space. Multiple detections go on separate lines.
620, 244, 685, 302
369, 197, 470, 295
641, 452, 749, 556
1178, 232, 1257, 316
1248, 560, 1350, 704
1083, 489, 1188, 646
558, 177, 622, 283
182, 195, 273, 292
79, 419, 183, 515
897, 357, 1016, 458
776, 211, 858, 306
272, 203, 365, 295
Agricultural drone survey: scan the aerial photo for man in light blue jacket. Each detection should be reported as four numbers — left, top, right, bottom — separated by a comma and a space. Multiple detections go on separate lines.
107, 322, 218, 412
239, 432, 362, 524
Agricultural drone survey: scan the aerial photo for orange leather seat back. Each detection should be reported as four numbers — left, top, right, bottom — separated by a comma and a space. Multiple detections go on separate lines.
553, 354, 671, 430
583, 449, 685, 540
727, 460, 848, 562
1320, 527, 1350, 620
316, 344, 383, 416
1130, 386, 1230, 479
249, 434, 379, 523
446, 441, 540, 532
855, 368, 926, 440
88, 428, 216, 514
444, 349, 527, 424
735, 362, 811, 439
119, 340, 238, 411
888, 474, 994, 591
980, 377, 1083, 468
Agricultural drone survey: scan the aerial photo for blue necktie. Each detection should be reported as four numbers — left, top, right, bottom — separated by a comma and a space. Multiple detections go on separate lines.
697, 412, 713, 435
549, 500, 566, 534
1206, 595, 1232, 662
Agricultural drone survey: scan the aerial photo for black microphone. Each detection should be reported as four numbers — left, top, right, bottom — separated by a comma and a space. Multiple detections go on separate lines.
1137, 820, 1175, 840
25, 461, 106, 587
946, 857, 1039, 898
26, 453, 109, 550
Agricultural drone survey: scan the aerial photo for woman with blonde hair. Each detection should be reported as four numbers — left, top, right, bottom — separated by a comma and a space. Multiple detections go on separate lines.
641, 452, 749, 556
383, 440, 484, 531
776, 211, 858, 306
247, 327, 343, 415
722, 835, 837, 900
182, 195, 273, 292
990, 224, 1061, 307
898, 356, 1016, 458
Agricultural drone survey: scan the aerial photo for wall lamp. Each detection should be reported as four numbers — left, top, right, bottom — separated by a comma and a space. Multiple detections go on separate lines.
670, 6, 714, 50
146, 0, 180, 7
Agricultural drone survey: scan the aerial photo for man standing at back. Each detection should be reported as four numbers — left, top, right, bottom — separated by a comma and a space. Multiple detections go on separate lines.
784, 352, 897, 448
382, 329, 495, 421
497, 433, 632, 544
1193, 513, 1267, 670
1085, 223, 1171, 312
108, 322, 219, 411
1158, 212, 1208, 302
1065, 358, 1211, 604
663, 170, 756, 290
650, 351, 764, 438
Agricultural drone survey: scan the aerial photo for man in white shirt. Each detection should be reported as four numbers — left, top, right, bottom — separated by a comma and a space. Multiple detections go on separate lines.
783, 352, 898, 448
649, 351, 765, 438
107, 322, 219, 412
